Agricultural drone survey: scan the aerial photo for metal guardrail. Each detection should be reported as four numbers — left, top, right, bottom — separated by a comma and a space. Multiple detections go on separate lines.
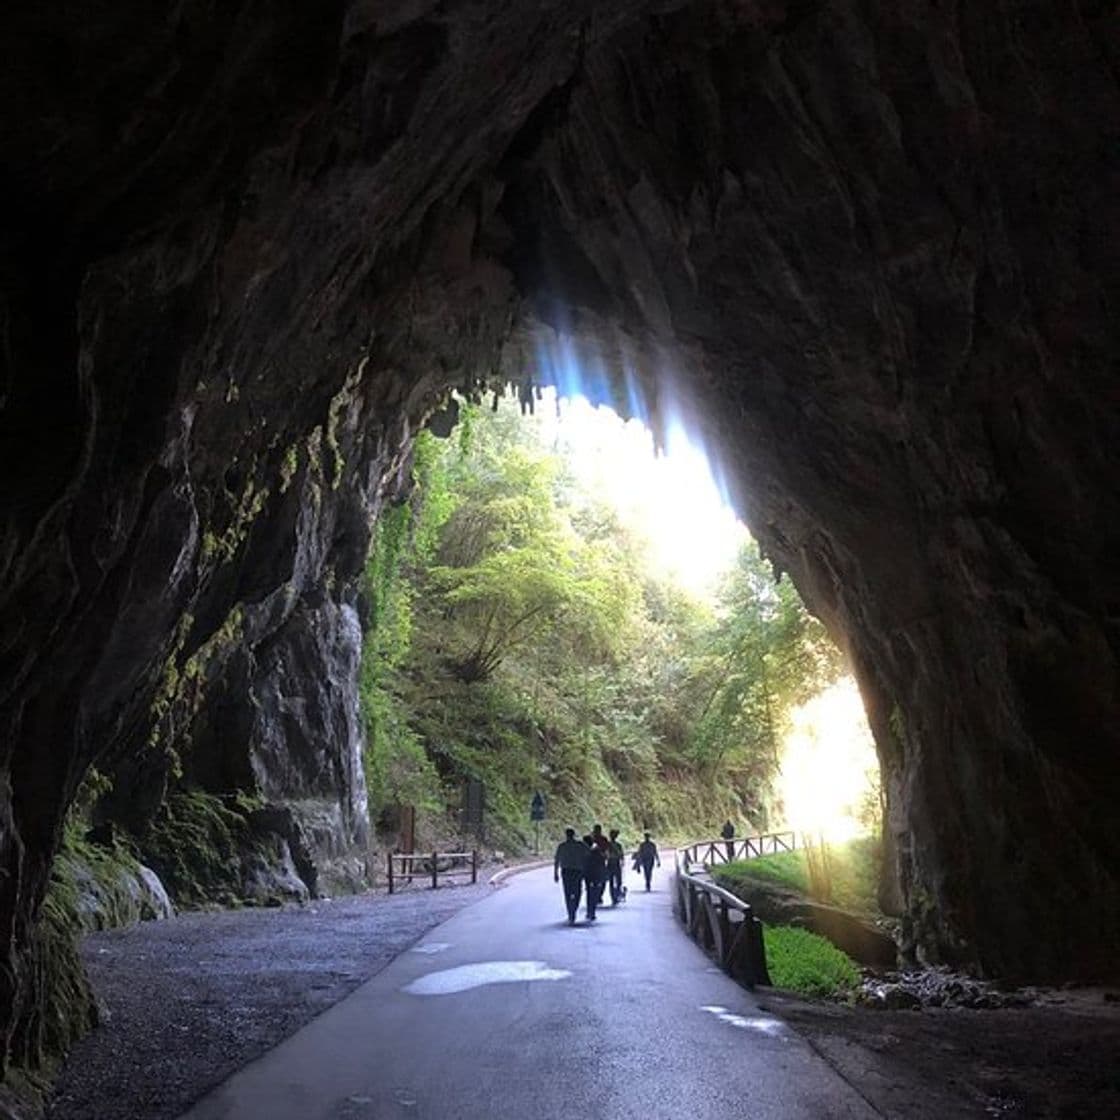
671, 834, 798, 988
387, 850, 478, 893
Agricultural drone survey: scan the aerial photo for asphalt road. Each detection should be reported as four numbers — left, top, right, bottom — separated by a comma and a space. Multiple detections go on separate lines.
180, 865, 877, 1120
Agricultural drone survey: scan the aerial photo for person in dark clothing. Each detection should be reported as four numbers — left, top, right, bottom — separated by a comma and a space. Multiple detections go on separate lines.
637, 832, 660, 891
583, 834, 607, 920
554, 828, 588, 924
721, 819, 736, 862
606, 828, 625, 904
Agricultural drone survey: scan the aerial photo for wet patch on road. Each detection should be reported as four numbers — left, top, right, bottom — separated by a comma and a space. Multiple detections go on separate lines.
403, 960, 571, 995
701, 1005, 788, 1036
410, 942, 452, 954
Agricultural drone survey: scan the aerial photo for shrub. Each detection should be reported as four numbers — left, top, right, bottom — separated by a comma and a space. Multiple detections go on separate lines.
763, 925, 860, 996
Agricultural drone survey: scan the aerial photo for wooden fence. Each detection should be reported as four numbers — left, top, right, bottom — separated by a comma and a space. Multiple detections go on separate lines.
670, 832, 801, 988
387, 850, 478, 894
674, 863, 771, 987
679, 830, 798, 869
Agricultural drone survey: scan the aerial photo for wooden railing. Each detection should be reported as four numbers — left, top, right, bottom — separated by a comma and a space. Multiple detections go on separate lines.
674, 859, 771, 988
671, 833, 798, 987
679, 830, 798, 869
387, 850, 478, 894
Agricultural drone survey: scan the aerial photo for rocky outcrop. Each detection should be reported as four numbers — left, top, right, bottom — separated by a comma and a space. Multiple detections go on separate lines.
58, 852, 174, 933
1, 0, 1118, 1086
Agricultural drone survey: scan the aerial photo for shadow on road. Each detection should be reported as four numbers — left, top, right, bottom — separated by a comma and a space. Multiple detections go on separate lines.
539, 920, 606, 930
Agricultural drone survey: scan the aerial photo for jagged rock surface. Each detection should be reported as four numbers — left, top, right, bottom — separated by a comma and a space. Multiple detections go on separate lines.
1, 0, 1118, 1085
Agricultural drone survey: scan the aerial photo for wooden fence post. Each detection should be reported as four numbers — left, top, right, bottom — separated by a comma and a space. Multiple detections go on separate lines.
471, 850, 478, 884
388, 852, 395, 895
745, 913, 771, 987
431, 851, 438, 889
716, 899, 731, 965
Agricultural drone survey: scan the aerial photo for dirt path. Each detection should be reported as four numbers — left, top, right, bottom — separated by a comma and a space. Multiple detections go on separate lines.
758, 988, 1120, 1118
46, 882, 494, 1120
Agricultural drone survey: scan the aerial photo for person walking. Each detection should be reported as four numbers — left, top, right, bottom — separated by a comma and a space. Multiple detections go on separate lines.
606, 828, 625, 904
554, 828, 588, 924
721, 819, 736, 863
637, 831, 660, 891
583, 834, 607, 920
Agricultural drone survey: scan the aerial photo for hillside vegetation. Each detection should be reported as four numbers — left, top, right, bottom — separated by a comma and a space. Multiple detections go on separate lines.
360, 399, 845, 851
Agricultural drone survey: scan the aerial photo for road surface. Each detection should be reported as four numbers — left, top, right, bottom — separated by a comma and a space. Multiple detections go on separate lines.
180, 865, 876, 1120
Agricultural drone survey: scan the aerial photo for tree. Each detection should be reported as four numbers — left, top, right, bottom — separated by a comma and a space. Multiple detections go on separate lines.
357, 394, 852, 847
684, 541, 845, 807
420, 413, 632, 683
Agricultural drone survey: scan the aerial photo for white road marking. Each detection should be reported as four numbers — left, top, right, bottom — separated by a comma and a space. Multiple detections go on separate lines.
403, 960, 572, 996
701, 1005, 788, 1036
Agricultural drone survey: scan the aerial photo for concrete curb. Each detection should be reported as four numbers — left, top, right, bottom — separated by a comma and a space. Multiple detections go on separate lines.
487, 859, 551, 886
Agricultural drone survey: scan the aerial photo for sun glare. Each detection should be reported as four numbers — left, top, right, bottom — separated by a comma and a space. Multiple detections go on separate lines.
532, 390, 746, 598
778, 679, 879, 842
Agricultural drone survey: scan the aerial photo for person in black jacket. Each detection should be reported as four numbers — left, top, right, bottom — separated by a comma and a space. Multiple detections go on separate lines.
606, 828, 625, 904
583, 834, 607, 920
636, 832, 660, 891
721, 819, 736, 863
554, 828, 588, 924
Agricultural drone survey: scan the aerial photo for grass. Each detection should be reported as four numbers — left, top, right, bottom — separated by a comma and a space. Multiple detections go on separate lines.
763, 925, 860, 997
717, 835, 881, 915
722, 848, 809, 893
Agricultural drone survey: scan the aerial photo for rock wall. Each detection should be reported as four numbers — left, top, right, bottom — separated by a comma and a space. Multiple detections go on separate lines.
1, 0, 1117, 1081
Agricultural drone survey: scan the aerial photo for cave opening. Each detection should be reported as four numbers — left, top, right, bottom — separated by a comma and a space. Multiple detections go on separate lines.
364, 376, 880, 859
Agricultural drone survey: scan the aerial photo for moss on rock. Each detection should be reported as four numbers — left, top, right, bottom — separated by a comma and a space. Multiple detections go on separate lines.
9, 869, 100, 1076
138, 789, 310, 909
140, 790, 258, 908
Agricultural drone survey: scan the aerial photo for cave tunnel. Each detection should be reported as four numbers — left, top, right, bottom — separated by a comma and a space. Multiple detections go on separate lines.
1, 0, 1118, 1098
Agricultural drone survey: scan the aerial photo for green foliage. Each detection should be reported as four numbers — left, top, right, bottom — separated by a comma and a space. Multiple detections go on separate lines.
763, 926, 860, 996
357, 396, 854, 850
12, 770, 121, 1072
718, 836, 882, 915
424, 430, 633, 682
720, 850, 810, 895
685, 542, 845, 816
12, 882, 99, 1070
360, 432, 454, 820
140, 790, 257, 907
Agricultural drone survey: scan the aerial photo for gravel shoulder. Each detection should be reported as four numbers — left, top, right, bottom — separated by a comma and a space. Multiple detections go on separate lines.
46, 881, 496, 1120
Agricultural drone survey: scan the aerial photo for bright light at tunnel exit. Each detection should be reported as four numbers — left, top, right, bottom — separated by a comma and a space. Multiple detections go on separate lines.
531, 389, 747, 598
777, 679, 880, 842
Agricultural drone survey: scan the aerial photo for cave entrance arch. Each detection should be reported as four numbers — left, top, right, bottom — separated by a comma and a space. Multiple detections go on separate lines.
1, 0, 1117, 1091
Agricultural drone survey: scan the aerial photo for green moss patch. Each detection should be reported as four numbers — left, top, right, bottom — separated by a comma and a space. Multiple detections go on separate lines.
763, 926, 860, 997
140, 790, 261, 908
10, 873, 100, 1073
52, 840, 158, 933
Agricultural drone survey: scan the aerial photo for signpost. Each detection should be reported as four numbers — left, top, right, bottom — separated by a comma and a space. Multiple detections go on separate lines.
530, 791, 545, 855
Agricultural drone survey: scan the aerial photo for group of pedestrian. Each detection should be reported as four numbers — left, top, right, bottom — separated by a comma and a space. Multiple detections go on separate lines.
553, 824, 661, 925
